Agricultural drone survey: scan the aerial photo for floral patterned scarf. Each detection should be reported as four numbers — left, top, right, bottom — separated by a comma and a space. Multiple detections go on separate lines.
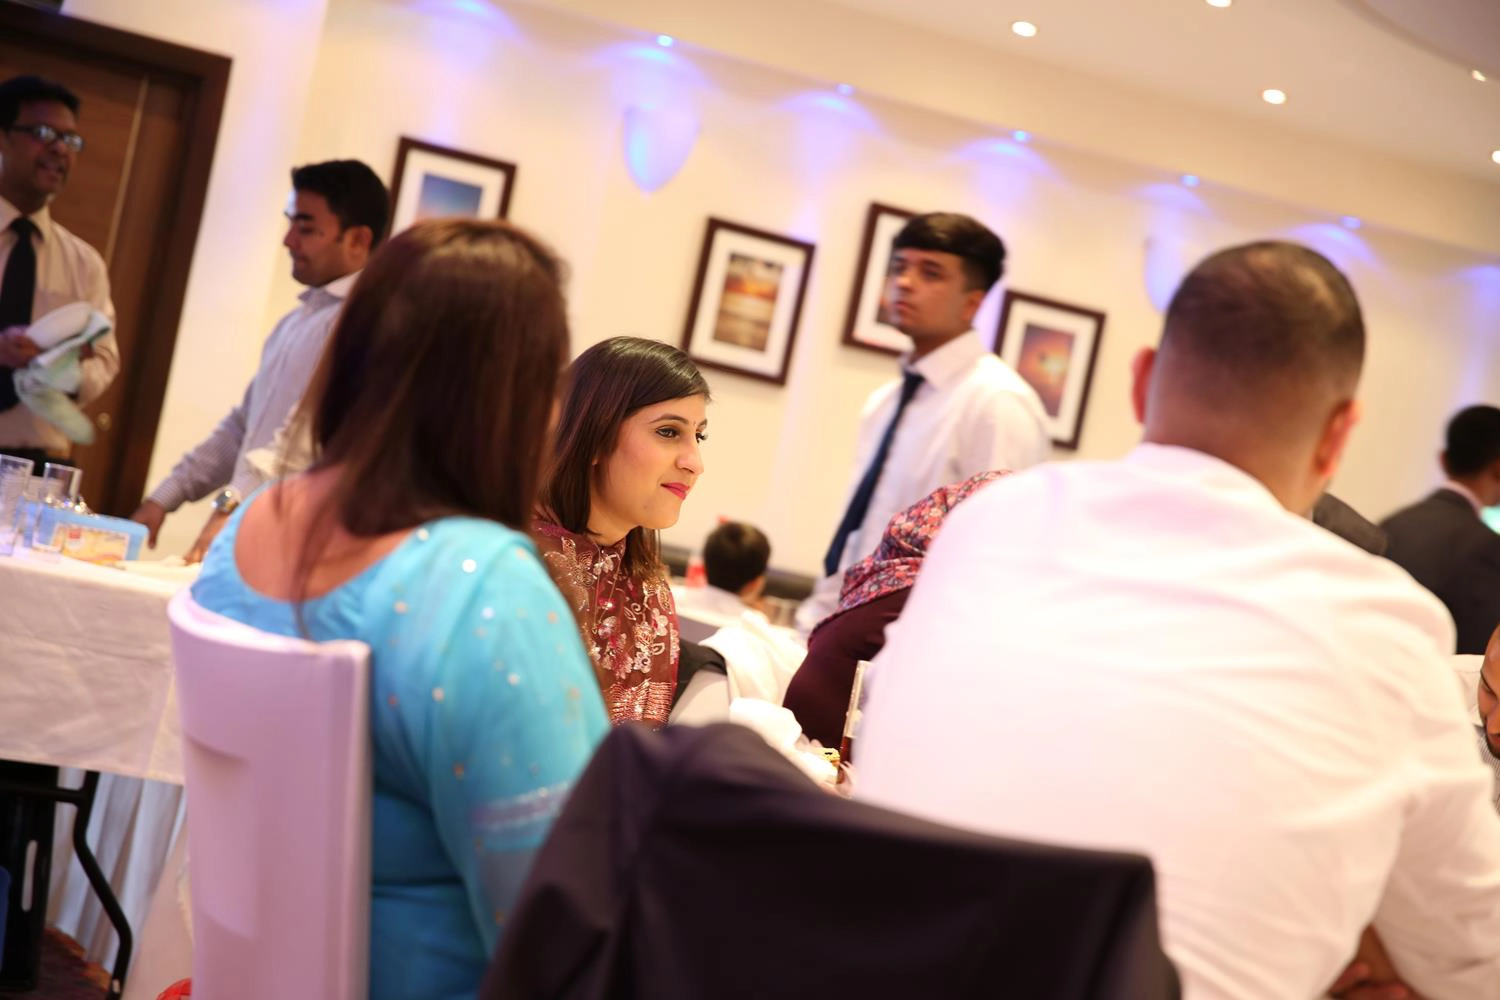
835, 470, 1009, 614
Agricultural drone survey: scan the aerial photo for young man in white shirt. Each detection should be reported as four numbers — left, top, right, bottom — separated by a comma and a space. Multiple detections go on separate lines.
0, 75, 118, 467
674, 521, 773, 630
856, 241, 1500, 999
130, 159, 387, 561
674, 521, 805, 707
797, 212, 1049, 633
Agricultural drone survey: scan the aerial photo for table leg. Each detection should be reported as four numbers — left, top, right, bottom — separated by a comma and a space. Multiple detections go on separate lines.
69, 772, 132, 1000
0, 769, 133, 999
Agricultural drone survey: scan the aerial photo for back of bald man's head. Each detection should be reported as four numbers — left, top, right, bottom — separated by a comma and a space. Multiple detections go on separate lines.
1153, 241, 1364, 437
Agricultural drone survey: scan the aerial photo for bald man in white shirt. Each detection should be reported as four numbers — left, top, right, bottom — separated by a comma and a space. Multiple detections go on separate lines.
857, 241, 1500, 999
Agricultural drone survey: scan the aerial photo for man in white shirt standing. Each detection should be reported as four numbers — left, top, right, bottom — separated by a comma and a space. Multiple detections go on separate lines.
797, 212, 1048, 632
131, 159, 387, 561
0, 75, 119, 468
857, 241, 1500, 999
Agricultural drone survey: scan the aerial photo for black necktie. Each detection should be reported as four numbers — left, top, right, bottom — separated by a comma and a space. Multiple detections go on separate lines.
823, 369, 925, 576
0, 217, 39, 413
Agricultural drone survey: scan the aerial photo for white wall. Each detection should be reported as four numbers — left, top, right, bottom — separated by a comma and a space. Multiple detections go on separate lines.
63, 0, 1500, 567
61, 0, 330, 555
284, 0, 1500, 576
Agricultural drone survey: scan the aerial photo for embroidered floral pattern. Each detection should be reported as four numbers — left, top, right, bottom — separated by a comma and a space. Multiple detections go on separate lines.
532, 514, 679, 727
836, 470, 1009, 614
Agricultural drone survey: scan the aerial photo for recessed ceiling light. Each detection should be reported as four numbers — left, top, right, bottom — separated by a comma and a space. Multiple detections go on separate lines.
1011, 20, 1038, 38
1012, 129, 1030, 143
1180, 174, 1200, 187
1262, 88, 1287, 105
655, 34, 675, 47
1206, 0, 1232, 7
1474, 70, 1489, 82
1341, 216, 1361, 230
1492, 149, 1500, 165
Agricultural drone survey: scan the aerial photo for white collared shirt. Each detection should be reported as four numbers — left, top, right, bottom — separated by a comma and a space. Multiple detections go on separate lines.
0, 195, 119, 452
857, 444, 1500, 1000
147, 270, 359, 510
671, 584, 753, 629
796, 330, 1048, 632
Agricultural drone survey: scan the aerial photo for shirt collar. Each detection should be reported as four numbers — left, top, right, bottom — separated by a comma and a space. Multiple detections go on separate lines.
697, 586, 749, 616
903, 330, 986, 392
1442, 480, 1484, 514
298, 268, 361, 306
1124, 442, 1284, 510
0, 195, 52, 243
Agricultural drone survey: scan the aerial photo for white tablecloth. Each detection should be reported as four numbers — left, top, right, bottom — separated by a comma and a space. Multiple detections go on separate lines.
0, 550, 195, 974
0, 550, 189, 781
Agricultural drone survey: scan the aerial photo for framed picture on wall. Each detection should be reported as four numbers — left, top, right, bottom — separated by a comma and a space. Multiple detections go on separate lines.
680, 218, 815, 386
840, 202, 915, 356
994, 290, 1107, 451
388, 137, 516, 235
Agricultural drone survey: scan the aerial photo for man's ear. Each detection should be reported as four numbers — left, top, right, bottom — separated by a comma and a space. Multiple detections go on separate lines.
959, 287, 986, 326
1130, 347, 1157, 424
741, 574, 766, 601
1314, 398, 1361, 479
343, 224, 374, 255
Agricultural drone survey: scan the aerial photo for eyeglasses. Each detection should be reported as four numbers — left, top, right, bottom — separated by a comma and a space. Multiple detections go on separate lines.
7, 124, 85, 153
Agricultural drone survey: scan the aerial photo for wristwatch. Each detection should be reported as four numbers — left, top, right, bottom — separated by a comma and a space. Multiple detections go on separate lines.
211, 487, 241, 515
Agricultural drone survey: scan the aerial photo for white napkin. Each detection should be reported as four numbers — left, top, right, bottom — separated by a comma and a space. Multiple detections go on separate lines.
13, 305, 113, 444
727, 698, 838, 786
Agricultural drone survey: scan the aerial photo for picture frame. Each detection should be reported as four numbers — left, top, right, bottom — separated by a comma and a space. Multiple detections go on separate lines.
680, 218, 815, 386
994, 290, 1108, 451
388, 137, 516, 235
840, 202, 916, 356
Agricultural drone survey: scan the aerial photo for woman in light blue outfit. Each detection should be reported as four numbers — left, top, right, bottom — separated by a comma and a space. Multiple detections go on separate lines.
192, 218, 609, 1000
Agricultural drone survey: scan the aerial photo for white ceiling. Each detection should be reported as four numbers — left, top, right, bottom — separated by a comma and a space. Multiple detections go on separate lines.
819, 0, 1500, 182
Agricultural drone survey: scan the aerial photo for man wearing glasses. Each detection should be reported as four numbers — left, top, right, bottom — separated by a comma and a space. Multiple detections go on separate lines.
0, 75, 118, 469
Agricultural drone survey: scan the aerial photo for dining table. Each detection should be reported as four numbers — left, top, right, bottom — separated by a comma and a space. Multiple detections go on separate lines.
0, 547, 195, 999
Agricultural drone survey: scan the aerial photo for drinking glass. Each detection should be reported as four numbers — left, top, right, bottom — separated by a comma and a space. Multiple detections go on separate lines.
0, 456, 35, 556
40, 462, 81, 504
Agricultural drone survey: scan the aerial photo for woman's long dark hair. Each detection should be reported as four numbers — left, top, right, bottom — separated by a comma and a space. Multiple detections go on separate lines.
541, 336, 709, 577
285, 218, 569, 602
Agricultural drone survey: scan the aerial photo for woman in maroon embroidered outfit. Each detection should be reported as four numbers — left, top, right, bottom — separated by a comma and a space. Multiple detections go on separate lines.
783, 470, 1007, 746
534, 337, 710, 727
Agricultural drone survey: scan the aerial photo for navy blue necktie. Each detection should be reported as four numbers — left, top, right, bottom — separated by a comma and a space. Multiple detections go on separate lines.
823, 369, 925, 577
0, 217, 39, 413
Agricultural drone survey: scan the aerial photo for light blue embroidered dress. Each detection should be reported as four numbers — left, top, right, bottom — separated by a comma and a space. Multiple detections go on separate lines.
192, 495, 609, 1000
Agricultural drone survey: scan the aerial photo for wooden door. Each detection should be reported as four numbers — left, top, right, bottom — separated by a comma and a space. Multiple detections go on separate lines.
0, 5, 228, 515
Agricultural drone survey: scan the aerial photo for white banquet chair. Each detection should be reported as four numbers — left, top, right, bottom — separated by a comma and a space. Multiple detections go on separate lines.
166, 590, 372, 1000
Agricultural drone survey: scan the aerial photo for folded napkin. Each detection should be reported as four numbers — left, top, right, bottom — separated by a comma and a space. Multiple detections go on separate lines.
14, 305, 113, 444
727, 698, 838, 786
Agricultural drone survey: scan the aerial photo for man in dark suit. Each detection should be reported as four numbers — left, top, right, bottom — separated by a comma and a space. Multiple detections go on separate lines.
1381, 405, 1500, 654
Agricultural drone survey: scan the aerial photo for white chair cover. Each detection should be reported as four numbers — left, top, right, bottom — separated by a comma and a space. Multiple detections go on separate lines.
167, 590, 372, 1000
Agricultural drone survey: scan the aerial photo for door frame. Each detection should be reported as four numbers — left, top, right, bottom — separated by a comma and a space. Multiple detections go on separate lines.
0, 4, 230, 514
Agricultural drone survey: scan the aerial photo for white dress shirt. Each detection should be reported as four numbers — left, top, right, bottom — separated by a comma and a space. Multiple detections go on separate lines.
671, 584, 754, 630
0, 195, 119, 453
796, 330, 1049, 632
146, 270, 357, 511
857, 444, 1500, 1000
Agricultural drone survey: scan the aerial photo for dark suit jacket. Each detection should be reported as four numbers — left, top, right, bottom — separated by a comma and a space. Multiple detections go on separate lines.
1380, 488, 1500, 654
1312, 493, 1387, 556
482, 723, 1178, 1000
